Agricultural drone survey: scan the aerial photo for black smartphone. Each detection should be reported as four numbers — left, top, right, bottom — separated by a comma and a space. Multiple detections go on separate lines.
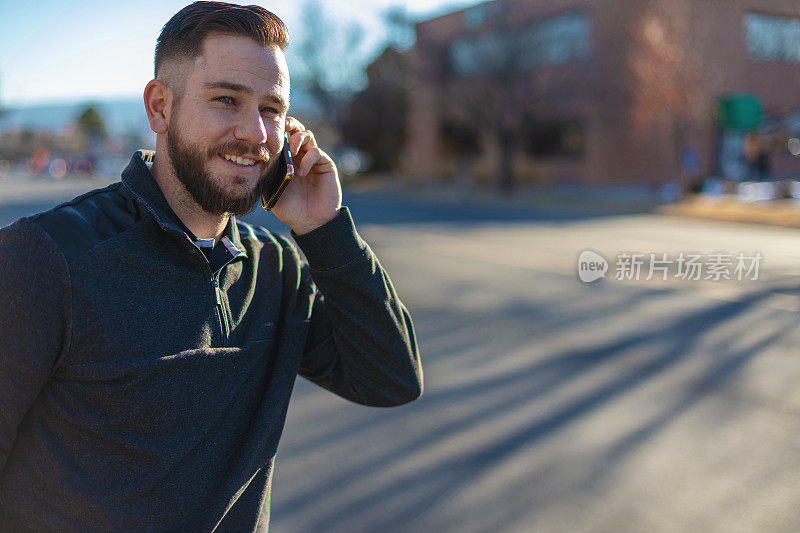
260, 132, 295, 211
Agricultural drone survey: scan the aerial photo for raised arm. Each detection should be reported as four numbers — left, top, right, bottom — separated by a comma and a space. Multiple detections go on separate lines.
293, 208, 423, 407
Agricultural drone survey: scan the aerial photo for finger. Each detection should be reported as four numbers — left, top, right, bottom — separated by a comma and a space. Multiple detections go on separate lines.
297, 146, 323, 177
284, 116, 305, 134
289, 130, 316, 156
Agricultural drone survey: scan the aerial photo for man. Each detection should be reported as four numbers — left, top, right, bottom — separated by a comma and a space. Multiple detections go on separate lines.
0, 2, 423, 530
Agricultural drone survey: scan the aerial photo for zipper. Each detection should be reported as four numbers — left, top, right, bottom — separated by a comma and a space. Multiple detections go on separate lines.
213, 275, 230, 345
130, 192, 236, 346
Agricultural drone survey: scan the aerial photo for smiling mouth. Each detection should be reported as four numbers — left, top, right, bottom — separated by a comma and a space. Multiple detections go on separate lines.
220, 153, 261, 167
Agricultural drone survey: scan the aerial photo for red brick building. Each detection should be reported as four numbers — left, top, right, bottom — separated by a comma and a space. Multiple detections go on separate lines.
403, 0, 800, 186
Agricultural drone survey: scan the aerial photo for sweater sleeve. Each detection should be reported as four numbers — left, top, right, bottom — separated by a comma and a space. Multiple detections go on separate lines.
291, 207, 423, 407
0, 218, 72, 472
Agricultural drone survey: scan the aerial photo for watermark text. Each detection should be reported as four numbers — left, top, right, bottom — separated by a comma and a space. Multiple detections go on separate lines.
578, 251, 763, 283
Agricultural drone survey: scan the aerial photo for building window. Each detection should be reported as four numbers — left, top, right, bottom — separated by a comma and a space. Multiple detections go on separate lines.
448, 12, 591, 77
523, 119, 585, 159
525, 13, 592, 68
449, 32, 507, 77
744, 12, 800, 63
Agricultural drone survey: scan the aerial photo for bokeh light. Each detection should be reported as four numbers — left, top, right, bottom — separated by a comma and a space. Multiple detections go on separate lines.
788, 137, 800, 156
48, 157, 69, 179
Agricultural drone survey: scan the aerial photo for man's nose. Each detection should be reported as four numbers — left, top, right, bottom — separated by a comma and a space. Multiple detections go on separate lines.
234, 108, 268, 146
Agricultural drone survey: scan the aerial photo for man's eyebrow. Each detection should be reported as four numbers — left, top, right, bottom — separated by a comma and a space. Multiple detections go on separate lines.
203, 81, 289, 108
204, 81, 253, 94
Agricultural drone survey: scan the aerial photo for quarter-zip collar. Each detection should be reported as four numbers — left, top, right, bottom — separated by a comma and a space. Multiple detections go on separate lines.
121, 151, 248, 259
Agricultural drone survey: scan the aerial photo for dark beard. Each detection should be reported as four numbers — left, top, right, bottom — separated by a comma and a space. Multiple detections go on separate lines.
165, 123, 278, 217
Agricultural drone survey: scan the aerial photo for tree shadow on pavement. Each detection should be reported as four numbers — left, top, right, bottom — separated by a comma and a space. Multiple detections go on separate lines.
278, 285, 669, 462
271, 279, 798, 532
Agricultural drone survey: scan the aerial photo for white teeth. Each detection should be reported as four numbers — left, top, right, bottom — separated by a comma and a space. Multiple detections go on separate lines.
223, 154, 256, 166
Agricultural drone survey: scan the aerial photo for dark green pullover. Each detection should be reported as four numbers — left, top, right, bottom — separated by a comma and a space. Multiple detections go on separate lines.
0, 152, 423, 531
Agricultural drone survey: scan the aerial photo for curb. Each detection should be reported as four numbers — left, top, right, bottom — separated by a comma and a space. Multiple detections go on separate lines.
657, 196, 800, 227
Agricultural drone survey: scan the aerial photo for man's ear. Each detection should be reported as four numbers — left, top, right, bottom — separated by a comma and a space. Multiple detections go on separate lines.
143, 79, 172, 134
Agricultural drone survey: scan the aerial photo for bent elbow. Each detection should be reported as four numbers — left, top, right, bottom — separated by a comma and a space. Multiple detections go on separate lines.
355, 366, 423, 407
391, 375, 424, 406
376, 363, 424, 407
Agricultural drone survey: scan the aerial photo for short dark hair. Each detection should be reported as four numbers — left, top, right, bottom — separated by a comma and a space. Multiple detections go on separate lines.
154, 1, 289, 77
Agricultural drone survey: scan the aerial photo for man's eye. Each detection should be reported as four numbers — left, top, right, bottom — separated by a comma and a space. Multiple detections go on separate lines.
215, 96, 235, 105
261, 107, 279, 116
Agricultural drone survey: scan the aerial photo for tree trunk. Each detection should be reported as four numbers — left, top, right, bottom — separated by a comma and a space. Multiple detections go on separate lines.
673, 119, 690, 192
498, 130, 515, 195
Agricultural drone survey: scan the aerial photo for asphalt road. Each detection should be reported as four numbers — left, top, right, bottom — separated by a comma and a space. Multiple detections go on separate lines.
2, 177, 800, 532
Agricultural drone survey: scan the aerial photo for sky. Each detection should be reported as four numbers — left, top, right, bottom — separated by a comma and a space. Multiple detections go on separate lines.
0, 0, 481, 107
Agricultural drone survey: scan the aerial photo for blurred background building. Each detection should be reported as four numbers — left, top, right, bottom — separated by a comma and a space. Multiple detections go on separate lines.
395, 0, 800, 191
4, 0, 800, 198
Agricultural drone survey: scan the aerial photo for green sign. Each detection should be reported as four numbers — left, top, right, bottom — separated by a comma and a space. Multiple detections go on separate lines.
718, 93, 762, 131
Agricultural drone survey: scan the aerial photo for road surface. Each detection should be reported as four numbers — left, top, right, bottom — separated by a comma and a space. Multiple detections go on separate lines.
2, 177, 799, 532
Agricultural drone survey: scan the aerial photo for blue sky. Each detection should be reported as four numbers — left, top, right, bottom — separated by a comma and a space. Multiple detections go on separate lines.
1, 0, 480, 106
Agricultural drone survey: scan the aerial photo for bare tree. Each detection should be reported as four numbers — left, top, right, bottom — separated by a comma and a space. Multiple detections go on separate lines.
435, 6, 590, 192
346, 47, 410, 172
344, 5, 416, 172
291, 0, 366, 142
627, 0, 721, 186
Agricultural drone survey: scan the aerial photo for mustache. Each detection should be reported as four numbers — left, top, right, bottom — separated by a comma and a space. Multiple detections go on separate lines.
208, 141, 270, 162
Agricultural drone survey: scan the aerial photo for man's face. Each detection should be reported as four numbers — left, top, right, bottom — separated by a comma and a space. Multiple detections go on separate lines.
164, 33, 290, 216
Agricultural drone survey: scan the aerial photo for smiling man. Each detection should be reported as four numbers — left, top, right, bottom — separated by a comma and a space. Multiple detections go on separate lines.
0, 2, 422, 531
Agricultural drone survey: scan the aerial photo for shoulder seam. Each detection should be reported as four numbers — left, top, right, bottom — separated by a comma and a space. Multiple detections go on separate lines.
28, 182, 122, 222
31, 183, 144, 264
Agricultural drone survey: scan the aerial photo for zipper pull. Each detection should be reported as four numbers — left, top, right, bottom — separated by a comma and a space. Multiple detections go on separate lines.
213, 277, 221, 305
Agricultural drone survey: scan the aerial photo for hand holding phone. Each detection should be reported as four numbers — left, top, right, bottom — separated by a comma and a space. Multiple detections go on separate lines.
267, 117, 342, 235
260, 132, 295, 211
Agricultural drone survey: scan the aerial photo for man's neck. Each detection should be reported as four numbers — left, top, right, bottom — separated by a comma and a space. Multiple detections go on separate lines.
151, 158, 229, 245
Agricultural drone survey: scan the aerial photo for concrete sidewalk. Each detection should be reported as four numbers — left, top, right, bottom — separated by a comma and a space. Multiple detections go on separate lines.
658, 195, 800, 228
